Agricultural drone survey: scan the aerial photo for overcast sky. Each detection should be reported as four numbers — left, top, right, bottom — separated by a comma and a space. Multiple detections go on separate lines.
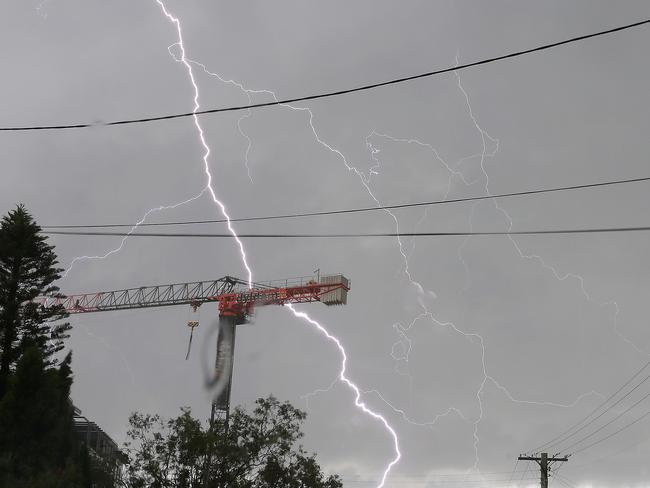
2, 1, 650, 486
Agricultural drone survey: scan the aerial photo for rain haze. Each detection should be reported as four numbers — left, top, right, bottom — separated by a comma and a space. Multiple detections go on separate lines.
2, 1, 650, 486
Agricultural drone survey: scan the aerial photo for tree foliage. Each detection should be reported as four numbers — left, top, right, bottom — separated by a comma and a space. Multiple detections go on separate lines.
123, 396, 342, 488
0, 205, 97, 487
0, 347, 84, 487
0, 204, 70, 395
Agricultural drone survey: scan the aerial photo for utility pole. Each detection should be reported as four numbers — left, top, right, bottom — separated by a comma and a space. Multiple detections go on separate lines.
518, 453, 568, 488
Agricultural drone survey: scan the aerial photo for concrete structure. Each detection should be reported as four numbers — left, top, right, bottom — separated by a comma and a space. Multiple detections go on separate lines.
73, 406, 124, 484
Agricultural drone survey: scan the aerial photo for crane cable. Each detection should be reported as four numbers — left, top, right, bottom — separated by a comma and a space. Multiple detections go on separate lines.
185, 326, 195, 361
185, 304, 200, 360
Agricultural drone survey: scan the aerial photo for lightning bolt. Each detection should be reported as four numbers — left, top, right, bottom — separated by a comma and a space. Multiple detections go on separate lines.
181, 54, 424, 286
445, 60, 650, 476
56, 3, 633, 482
53, 2, 401, 484
452, 57, 643, 357
159, 51, 408, 484
354, 61, 611, 472
365, 58, 642, 479
153, 3, 402, 486
61, 191, 209, 409
62, 189, 206, 277
451, 57, 649, 359
367, 388, 469, 428
154, 0, 253, 287
176, 44, 611, 478
359, 132, 572, 471
301, 377, 339, 411
286, 304, 401, 488
173, 55, 273, 184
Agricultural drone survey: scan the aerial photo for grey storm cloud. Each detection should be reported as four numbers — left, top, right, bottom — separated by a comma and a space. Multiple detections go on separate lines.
2, 1, 650, 486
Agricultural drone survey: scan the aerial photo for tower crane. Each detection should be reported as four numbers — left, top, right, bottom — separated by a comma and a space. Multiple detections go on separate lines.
38, 273, 350, 426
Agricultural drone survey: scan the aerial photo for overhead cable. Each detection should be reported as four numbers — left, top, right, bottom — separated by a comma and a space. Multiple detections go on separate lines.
41, 226, 650, 239
41, 175, 650, 229
571, 408, 650, 455
2, 18, 649, 132
529, 361, 650, 453
562, 391, 650, 453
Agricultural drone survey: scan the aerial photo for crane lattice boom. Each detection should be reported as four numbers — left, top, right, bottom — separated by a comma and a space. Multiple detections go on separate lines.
38, 274, 349, 319
37, 272, 350, 429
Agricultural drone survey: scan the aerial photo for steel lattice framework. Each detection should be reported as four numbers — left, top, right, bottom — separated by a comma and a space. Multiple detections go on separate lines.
35, 272, 350, 432
36, 274, 349, 317
36, 276, 247, 314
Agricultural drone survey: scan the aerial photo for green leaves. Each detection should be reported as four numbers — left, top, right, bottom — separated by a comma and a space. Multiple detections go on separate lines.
122, 396, 342, 488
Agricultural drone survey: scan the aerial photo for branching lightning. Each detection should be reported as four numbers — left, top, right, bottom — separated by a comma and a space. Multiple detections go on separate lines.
367, 388, 469, 428
56, 2, 401, 484
170, 39, 616, 480
154, 0, 253, 287
61, 189, 209, 410
349, 60, 612, 472
286, 304, 401, 488
176, 55, 270, 184
56, 3, 643, 484
361, 60, 637, 472
154, 3, 402, 486
358, 134, 584, 472
451, 61, 647, 357
179, 55, 428, 286
63, 189, 206, 277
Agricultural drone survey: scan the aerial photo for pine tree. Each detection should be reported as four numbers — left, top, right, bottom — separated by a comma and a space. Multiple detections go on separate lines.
0, 205, 70, 397
0, 347, 84, 486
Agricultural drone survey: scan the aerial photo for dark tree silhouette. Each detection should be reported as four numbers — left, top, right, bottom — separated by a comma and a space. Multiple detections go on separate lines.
123, 396, 342, 488
0, 205, 70, 396
0, 206, 92, 486
0, 347, 83, 486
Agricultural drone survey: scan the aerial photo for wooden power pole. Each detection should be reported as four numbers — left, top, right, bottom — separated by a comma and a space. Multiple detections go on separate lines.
518, 453, 568, 488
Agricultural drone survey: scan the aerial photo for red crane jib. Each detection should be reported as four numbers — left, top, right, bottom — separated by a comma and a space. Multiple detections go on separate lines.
35, 274, 350, 320
218, 280, 348, 318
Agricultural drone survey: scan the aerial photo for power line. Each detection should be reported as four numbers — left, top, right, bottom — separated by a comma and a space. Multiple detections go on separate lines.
40, 226, 650, 239
41, 175, 650, 229
569, 431, 650, 468
571, 408, 650, 455
551, 376, 650, 452
537, 374, 650, 453
529, 361, 650, 453
507, 459, 519, 486
2, 18, 649, 132
347, 469, 541, 479
342, 469, 532, 480
342, 479, 538, 486
341, 474, 540, 485
562, 391, 650, 453
519, 463, 531, 486
555, 473, 578, 488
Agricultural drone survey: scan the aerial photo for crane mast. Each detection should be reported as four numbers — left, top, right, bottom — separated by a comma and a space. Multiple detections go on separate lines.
38, 273, 350, 427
